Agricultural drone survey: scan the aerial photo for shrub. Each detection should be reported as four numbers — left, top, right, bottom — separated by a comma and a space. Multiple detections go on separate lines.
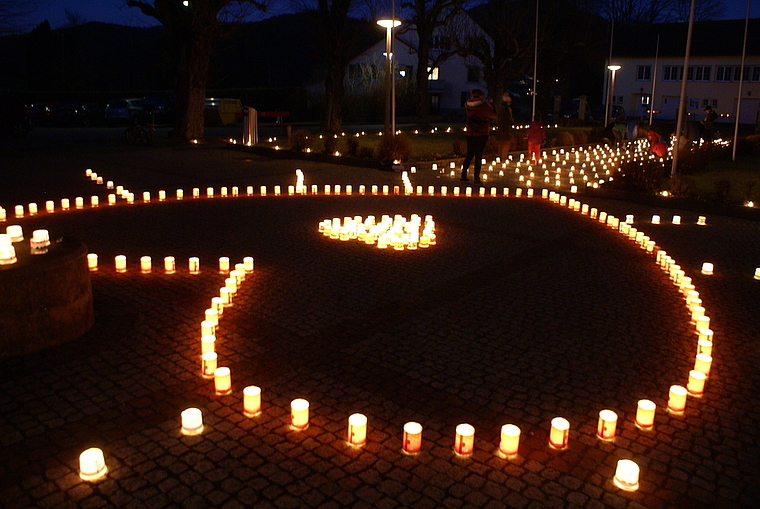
713, 179, 731, 202
288, 129, 312, 152
611, 159, 667, 193
452, 140, 466, 156
323, 137, 338, 154
357, 146, 374, 159
555, 131, 575, 147
345, 138, 359, 157
573, 131, 589, 145
668, 174, 694, 197
484, 136, 498, 154
377, 133, 413, 161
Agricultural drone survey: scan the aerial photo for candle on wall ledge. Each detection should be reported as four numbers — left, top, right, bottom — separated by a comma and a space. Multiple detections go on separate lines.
189, 257, 200, 274
635, 399, 656, 429
220, 187, 228, 197
243, 386, 262, 416
206, 187, 214, 198
454, 423, 475, 455
143, 191, 150, 203
214, 367, 232, 395
613, 459, 640, 491
106, 181, 114, 189
192, 188, 200, 198
597, 410, 618, 440
347, 413, 368, 446
359, 185, 366, 194
668, 385, 687, 413
159, 190, 166, 201
87, 253, 98, 271
651, 215, 660, 224
403, 422, 423, 454
79, 448, 108, 481
499, 424, 521, 456
697, 215, 706, 225
549, 417, 570, 448
140, 256, 151, 273
115, 255, 127, 273
290, 399, 309, 430
672, 215, 681, 224
46, 200, 55, 213
91, 196, 99, 207
176, 189, 184, 200
201, 352, 217, 378
181, 408, 204, 435
164, 256, 175, 274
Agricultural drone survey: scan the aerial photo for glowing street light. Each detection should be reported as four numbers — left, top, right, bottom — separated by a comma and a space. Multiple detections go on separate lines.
606, 64, 621, 126
377, 18, 401, 137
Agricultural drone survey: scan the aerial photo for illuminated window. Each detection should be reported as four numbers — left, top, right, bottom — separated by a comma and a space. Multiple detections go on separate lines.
427, 67, 439, 80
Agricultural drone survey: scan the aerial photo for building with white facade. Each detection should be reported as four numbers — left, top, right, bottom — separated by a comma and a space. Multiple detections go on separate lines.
346, 12, 492, 116
608, 19, 760, 124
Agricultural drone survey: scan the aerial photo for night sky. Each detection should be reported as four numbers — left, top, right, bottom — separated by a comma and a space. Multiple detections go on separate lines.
29, 0, 760, 30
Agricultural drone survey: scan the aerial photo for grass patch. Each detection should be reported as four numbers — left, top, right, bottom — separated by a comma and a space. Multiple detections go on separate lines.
689, 155, 760, 204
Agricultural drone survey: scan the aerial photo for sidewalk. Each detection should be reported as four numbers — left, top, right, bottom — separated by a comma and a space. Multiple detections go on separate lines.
1, 129, 759, 508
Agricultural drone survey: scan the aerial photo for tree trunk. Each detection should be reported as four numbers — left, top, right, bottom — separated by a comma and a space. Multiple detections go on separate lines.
173, 33, 213, 141
323, 62, 345, 133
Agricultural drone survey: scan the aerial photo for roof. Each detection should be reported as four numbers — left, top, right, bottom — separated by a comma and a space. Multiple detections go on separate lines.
614, 18, 760, 58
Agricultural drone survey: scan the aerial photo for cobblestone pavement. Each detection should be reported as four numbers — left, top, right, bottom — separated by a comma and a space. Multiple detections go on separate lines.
1, 131, 759, 508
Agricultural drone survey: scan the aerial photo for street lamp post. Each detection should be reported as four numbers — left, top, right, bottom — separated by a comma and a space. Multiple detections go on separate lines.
606, 64, 621, 126
377, 19, 401, 137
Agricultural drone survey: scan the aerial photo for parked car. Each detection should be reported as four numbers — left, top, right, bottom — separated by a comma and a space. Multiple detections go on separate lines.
50, 102, 105, 127
0, 98, 32, 137
143, 92, 175, 123
30, 102, 62, 126
105, 98, 144, 125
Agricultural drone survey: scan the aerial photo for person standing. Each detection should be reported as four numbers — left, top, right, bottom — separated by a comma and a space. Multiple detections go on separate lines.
526, 119, 545, 162
700, 106, 718, 143
496, 92, 515, 160
461, 89, 497, 184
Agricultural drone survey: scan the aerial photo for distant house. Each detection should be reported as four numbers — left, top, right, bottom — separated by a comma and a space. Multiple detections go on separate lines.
609, 19, 760, 124
345, 10, 492, 116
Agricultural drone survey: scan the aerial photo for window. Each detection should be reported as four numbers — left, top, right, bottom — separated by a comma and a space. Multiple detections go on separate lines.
636, 65, 651, 81
427, 66, 439, 81
641, 95, 651, 106
734, 66, 750, 81
716, 66, 731, 81
717, 66, 751, 81
753, 67, 760, 82
663, 66, 683, 81
431, 36, 449, 50
689, 66, 711, 81
467, 67, 481, 83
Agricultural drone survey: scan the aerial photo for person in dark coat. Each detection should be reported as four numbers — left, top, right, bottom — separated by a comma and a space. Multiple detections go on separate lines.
461, 89, 497, 184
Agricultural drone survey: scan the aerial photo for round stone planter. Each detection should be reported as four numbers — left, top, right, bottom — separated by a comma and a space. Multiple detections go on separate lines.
0, 237, 94, 359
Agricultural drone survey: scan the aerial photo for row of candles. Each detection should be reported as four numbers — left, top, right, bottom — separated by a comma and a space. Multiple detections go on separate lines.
319, 214, 437, 250
10, 168, 720, 494
0, 226, 51, 265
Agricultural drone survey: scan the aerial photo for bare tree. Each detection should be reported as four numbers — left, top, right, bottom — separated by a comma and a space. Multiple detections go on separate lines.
592, 0, 725, 23
0, 0, 40, 35
400, 0, 462, 129
127, 0, 268, 141
65, 10, 87, 27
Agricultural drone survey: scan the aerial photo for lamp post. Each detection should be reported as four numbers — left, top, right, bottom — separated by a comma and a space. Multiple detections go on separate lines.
377, 18, 401, 137
606, 64, 621, 125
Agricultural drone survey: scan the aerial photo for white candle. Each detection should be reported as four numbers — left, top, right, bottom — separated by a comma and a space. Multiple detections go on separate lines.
549, 417, 570, 448
115, 255, 127, 273
201, 335, 215, 354
181, 408, 203, 435
668, 385, 687, 413
87, 253, 98, 271
140, 256, 151, 273
635, 399, 656, 429
201, 352, 217, 378
403, 422, 423, 454
694, 353, 712, 376
219, 257, 230, 273
164, 256, 175, 274
214, 367, 232, 395
687, 370, 707, 395
597, 409, 618, 440
291, 399, 309, 429
454, 423, 475, 455
243, 257, 254, 273
79, 448, 108, 481
613, 459, 640, 491
243, 386, 262, 416
499, 424, 521, 456
701, 262, 714, 275
189, 257, 200, 274
347, 413, 367, 446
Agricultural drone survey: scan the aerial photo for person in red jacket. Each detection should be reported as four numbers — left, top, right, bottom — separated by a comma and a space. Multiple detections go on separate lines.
526, 120, 545, 162
461, 89, 497, 184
